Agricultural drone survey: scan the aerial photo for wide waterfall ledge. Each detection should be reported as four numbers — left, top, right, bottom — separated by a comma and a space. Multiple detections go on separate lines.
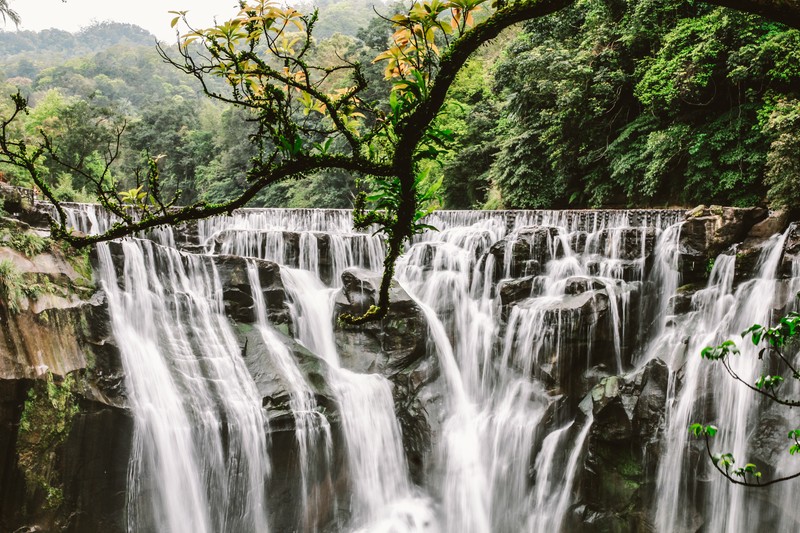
1, 192, 799, 533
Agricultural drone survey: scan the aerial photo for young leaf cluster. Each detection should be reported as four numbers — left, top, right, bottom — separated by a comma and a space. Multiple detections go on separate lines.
691, 294, 800, 487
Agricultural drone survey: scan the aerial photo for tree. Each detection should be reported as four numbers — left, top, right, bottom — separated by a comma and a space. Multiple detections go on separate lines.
1, 0, 799, 324
0, 0, 20, 27
691, 299, 800, 486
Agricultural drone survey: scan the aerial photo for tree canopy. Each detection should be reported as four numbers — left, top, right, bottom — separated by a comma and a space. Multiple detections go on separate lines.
1, 0, 799, 323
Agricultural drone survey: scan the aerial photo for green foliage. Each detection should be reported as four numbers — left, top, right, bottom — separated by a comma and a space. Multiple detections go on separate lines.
692, 297, 800, 486
313, 0, 386, 39
355, 168, 443, 236
688, 424, 765, 481
0, 258, 24, 313
0, 22, 154, 62
3, 1, 800, 324
742, 310, 800, 348
764, 99, 800, 209
491, 130, 567, 208
688, 423, 718, 437
3, 2, 800, 213
439, 54, 504, 208
635, 11, 726, 109
0, 228, 50, 257
700, 339, 739, 360
488, 0, 800, 209
0, 257, 60, 313
17, 372, 80, 510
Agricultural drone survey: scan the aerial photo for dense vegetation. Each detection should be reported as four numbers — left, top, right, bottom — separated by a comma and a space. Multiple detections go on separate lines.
1, 1, 798, 211
449, 0, 800, 209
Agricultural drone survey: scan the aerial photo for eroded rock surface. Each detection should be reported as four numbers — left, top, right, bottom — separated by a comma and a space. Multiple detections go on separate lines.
0, 210, 130, 533
577, 358, 669, 532
679, 205, 768, 282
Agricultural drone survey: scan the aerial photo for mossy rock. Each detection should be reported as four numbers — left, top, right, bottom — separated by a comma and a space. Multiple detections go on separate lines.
17, 372, 81, 512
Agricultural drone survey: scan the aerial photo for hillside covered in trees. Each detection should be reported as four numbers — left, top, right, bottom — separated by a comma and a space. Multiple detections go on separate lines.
1, 0, 799, 211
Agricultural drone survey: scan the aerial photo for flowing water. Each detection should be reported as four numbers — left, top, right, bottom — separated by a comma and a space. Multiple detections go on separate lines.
57, 203, 800, 532
95, 238, 270, 533
396, 210, 679, 532
654, 228, 799, 532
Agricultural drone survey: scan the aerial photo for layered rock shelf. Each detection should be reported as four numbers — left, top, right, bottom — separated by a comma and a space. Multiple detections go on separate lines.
1, 187, 798, 532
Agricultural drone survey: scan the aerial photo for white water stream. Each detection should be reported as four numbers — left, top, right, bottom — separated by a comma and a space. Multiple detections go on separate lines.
96, 238, 270, 533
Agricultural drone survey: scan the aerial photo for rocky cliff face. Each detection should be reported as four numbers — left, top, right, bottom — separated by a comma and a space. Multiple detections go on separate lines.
0, 186, 130, 533
1, 186, 797, 533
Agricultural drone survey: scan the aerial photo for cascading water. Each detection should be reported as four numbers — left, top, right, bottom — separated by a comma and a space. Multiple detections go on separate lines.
278, 266, 432, 531
53, 201, 800, 533
95, 238, 271, 533
246, 262, 333, 530
654, 228, 799, 533
396, 209, 679, 532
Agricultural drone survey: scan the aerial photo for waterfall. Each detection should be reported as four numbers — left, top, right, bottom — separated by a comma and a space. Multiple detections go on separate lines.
51, 203, 800, 532
246, 262, 333, 530
95, 238, 270, 533
526, 419, 593, 532
654, 228, 795, 532
280, 266, 436, 531
396, 210, 680, 532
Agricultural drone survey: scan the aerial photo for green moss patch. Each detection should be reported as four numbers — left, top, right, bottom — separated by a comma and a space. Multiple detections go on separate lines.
17, 372, 80, 510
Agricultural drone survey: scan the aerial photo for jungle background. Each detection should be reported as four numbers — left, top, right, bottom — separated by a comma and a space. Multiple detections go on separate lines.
1, 0, 799, 212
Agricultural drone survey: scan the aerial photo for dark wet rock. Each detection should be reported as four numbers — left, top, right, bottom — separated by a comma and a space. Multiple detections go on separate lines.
732, 212, 794, 281
0, 284, 129, 532
235, 322, 336, 423
172, 220, 201, 249
0, 378, 30, 531
214, 255, 289, 326
391, 357, 437, 485
0, 373, 133, 533
679, 205, 767, 283
744, 210, 790, 244
268, 420, 349, 533
0, 184, 26, 214
581, 364, 614, 395
332, 267, 438, 483
333, 268, 427, 375
498, 276, 536, 306
780, 223, 800, 279
0, 222, 133, 533
505, 289, 618, 397
587, 258, 647, 282
0, 186, 54, 229
578, 358, 668, 533
60, 402, 133, 533
233, 321, 348, 532
596, 227, 657, 261
565, 276, 607, 295
566, 227, 656, 264
668, 284, 702, 315
488, 226, 560, 279
516, 289, 610, 327
406, 242, 440, 272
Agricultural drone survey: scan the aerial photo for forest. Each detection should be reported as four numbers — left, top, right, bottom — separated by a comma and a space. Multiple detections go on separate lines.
1, 0, 798, 213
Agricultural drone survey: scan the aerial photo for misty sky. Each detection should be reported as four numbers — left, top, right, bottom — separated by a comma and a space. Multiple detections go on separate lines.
5, 0, 244, 41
